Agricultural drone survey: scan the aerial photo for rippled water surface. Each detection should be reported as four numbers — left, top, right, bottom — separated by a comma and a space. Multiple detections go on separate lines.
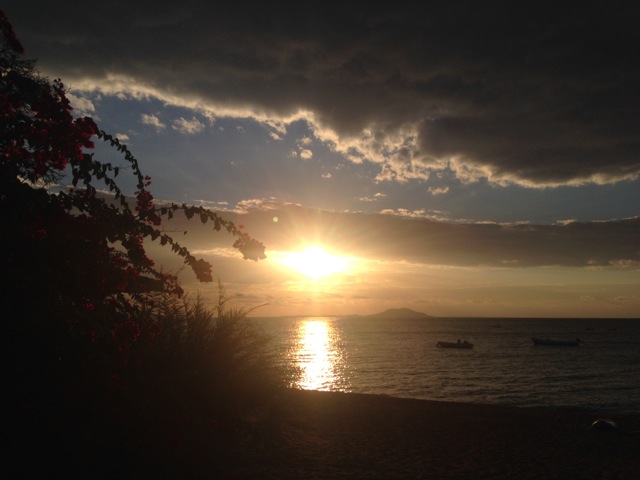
253, 316, 640, 414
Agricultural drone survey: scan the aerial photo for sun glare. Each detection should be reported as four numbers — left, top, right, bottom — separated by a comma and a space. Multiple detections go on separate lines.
277, 246, 350, 279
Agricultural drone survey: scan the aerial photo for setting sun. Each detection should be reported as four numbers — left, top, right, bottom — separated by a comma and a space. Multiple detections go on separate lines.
276, 246, 350, 279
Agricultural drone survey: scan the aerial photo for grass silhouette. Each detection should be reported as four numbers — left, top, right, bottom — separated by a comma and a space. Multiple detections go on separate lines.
8, 283, 288, 478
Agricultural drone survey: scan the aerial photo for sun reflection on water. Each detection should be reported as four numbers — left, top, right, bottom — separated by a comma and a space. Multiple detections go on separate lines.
294, 318, 348, 391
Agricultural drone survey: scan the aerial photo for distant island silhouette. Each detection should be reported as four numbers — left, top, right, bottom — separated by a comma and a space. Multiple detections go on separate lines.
363, 308, 433, 319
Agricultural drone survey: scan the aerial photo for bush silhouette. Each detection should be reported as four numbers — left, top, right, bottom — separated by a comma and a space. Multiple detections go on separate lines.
1, 11, 283, 477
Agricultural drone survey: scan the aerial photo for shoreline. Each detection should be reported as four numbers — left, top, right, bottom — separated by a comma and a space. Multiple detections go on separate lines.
224, 389, 640, 479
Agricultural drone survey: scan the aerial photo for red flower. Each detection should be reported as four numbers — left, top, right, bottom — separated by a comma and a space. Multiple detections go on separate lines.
32, 228, 48, 240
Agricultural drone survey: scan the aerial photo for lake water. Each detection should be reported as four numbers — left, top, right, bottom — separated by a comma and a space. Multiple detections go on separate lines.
251, 316, 640, 414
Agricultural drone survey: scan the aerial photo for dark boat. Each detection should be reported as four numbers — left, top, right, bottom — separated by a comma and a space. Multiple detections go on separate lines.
436, 340, 473, 349
532, 337, 581, 346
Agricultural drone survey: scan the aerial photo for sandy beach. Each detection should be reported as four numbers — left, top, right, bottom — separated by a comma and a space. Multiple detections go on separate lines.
222, 389, 639, 479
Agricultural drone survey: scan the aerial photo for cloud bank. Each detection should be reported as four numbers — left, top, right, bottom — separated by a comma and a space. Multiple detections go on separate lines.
5, 2, 639, 189
159, 202, 640, 269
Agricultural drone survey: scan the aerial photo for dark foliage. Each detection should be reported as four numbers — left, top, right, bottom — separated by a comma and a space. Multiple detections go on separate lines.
1, 11, 282, 477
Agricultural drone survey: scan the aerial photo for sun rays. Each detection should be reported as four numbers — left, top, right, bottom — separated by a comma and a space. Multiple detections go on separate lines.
273, 245, 351, 280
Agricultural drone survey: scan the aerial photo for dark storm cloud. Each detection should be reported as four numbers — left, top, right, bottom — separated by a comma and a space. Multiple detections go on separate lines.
4, 2, 639, 187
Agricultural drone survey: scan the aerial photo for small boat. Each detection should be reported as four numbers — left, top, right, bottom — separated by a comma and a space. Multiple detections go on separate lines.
436, 340, 473, 349
532, 337, 581, 347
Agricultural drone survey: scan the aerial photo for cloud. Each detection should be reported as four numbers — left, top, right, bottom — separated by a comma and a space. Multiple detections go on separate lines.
357, 192, 386, 202
378, 208, 446, 221
234, 197, 283, 213
172, 116, 205, 135
428, 186, 449, 196
293, 136, 314, 159
67, 92, 95, 117
155, 202, 640, 269
5, 2, 639, 188
140, 113, 165, 130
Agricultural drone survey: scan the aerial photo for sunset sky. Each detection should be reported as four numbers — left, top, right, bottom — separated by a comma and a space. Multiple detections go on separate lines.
5, 2, 639, 318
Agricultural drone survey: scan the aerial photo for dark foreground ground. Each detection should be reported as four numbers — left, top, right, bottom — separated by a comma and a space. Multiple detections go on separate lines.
10, 389, 639, 479
222, 389, 640, 479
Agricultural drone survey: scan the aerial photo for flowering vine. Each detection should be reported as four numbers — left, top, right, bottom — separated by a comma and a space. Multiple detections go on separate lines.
1, 9, 265, 362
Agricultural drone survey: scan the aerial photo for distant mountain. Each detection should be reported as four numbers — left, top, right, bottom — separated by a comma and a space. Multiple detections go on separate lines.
364, 308, 433, 319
